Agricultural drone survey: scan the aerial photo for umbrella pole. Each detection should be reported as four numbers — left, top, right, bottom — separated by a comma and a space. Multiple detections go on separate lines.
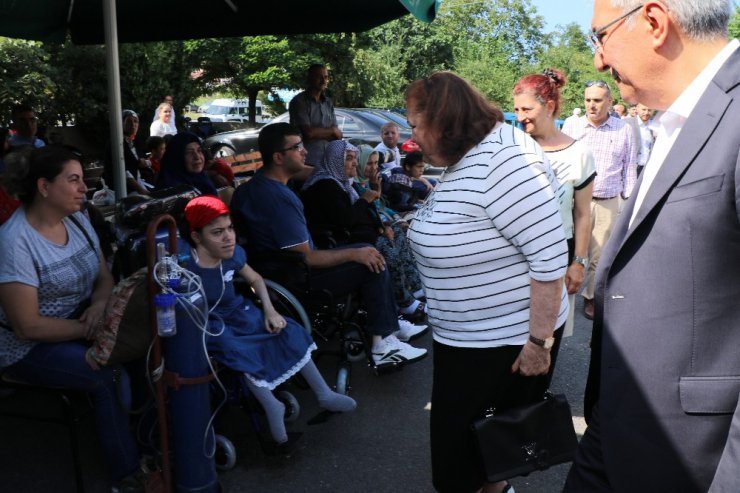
103, 0, 127, 201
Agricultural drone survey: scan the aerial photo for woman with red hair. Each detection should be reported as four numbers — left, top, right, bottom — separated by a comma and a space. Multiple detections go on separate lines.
513, 69, 596, 333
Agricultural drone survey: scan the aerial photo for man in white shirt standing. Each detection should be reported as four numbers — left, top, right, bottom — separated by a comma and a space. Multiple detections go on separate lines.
565, 1, 740, 491
635, 103, 655, 175
374, 122, 402, 173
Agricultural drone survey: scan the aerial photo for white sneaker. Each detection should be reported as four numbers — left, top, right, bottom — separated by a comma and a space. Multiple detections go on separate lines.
372, 334, 427, 366
395, 318, 428, 342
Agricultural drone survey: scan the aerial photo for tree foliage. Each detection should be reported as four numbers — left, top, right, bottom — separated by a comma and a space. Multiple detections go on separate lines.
0, 38, 56, 127
730, 6, 740, 41
4, 0, 692, 148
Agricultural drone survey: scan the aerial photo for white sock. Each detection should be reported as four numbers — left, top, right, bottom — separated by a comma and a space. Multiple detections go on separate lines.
399, 299, 420, 315
413, 289, 425, 299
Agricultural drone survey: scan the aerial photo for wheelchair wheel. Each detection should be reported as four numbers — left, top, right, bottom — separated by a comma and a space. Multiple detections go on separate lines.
335, 361, 351, 395
277, 390, 300, 423
342, 329, 366, 363
214, 434, 237, 471
264, 279, 312, 335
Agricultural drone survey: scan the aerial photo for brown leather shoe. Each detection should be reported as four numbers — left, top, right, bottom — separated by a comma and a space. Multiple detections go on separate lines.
584, 298, 594, 320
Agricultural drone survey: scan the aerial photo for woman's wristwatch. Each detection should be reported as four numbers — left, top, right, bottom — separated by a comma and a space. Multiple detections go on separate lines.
529, 334, 555, 349
572, 256, 588, 268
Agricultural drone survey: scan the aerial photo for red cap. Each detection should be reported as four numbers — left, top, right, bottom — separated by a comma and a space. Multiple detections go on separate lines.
184, 196, 229, 230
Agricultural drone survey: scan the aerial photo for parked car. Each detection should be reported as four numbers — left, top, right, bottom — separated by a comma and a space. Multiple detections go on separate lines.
202, 98, 270, 124
203, 108, 412, 158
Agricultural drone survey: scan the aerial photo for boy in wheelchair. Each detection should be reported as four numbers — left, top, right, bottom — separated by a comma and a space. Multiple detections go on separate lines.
179, 196, 356, 448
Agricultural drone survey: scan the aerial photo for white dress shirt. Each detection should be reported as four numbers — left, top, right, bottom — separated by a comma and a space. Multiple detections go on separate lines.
630, 39, 740, 228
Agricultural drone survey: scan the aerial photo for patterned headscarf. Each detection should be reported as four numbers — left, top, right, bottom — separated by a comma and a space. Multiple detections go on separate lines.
302, 140, 360, 202
156, 132, 218, 195
355, 144, 379, 184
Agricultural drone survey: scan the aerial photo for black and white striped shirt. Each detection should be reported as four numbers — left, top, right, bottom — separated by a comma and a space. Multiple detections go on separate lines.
407, 124, 569, 348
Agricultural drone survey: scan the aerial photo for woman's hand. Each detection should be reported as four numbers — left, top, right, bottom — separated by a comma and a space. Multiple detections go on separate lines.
395, 220, 409, 231
511, 342, 551, 376
368, 168, 382, 191
565, 263, 585, 294
361, 189, 380, 203
264, 308, 287, 334
79, 301, 106, 340
382, 226, 395, 241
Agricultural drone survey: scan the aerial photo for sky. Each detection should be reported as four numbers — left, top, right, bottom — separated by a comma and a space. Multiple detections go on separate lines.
529, 0, 595, 34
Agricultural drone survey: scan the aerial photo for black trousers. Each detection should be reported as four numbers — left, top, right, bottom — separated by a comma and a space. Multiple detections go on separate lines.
430, 333, 564, 493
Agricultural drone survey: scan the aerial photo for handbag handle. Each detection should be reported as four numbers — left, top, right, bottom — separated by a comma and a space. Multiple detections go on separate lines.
482, 389, 555, 418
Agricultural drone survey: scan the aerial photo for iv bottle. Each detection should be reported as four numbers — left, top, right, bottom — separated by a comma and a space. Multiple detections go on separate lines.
154, 292, 177, 337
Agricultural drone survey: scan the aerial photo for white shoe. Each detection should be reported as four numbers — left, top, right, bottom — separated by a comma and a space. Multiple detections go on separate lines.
372, 334, 427, 365
395, 318, 428, 342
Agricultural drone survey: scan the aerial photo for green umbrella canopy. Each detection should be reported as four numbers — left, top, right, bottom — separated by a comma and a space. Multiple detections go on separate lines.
0, 0, 438, 44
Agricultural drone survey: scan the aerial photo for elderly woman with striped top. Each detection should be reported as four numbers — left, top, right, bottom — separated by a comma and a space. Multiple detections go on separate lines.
405, 72, 569, 493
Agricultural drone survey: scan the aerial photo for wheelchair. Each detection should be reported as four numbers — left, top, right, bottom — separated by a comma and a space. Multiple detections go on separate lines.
244, 246, 405, 398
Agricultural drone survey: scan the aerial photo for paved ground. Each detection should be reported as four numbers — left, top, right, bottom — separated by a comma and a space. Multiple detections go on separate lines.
0, 298, 593, 493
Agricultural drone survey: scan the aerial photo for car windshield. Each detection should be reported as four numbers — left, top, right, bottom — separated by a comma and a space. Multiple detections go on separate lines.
369, 109, 411, 130
207, 105, 230, 114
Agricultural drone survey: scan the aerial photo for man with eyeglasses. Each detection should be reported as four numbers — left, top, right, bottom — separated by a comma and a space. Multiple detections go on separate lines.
289, 64, 343, 168
9, 103, 45, 151
231, 122, 427, 367
562, 79, 636, 321
565, 1, 740, 492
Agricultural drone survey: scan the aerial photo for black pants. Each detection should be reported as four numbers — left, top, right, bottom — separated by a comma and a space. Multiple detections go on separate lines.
430, 341, 552, 493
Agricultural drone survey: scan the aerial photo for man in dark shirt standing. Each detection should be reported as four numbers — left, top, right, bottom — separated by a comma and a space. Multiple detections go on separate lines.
289, 64, 342, 167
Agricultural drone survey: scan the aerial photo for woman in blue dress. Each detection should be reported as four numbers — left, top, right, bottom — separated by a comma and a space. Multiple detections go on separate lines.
180, 196, 356, 448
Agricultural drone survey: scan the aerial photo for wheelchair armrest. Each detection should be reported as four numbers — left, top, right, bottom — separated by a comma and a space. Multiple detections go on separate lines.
248, 250, 312, 296
309, 227, 350, 250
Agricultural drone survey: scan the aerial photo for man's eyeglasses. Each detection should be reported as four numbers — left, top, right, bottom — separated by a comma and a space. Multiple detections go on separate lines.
585, 80, 609, 89
588, 4, 643, 52
280, 141, 305, 153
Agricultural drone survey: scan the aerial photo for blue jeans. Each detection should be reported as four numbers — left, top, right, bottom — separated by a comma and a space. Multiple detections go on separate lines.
309, 244, 399, 337
6, 341, 140, 481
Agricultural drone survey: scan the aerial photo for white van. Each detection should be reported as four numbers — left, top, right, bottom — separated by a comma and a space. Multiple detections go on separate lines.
203, 98, 270, 123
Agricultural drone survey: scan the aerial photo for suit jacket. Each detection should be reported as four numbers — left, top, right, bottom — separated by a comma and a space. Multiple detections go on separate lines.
586, 48, 740, 492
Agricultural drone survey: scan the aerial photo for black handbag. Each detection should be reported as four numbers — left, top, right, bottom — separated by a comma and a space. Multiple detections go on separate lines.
471, 391, 579, 483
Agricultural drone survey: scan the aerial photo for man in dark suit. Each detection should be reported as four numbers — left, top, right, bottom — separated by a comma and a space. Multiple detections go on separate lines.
565, 1, 740, 492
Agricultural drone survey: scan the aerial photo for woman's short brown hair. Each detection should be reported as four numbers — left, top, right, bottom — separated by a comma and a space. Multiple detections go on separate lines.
405, 72, 503, 164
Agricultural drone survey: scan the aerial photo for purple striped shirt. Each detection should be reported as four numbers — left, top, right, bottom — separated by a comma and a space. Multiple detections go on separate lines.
562, 115, 636, 198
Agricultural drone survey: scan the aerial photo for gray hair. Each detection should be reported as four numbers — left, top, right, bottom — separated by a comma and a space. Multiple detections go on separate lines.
611, 0, 732, 41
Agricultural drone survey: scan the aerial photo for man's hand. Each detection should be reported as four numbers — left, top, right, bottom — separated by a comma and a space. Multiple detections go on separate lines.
350, 246, 386, 273
511, 341, 551, 376
331, 126, 343, 141
382, 226, 395, 241
565, 264, 585, 294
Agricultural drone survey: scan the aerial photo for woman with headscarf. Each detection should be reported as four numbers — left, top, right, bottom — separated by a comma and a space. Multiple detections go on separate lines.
301, 140, 428, 327
156, 132, 218, 195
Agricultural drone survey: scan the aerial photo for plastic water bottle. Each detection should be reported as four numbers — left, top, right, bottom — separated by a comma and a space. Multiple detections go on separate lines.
155, 293, 177, 337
